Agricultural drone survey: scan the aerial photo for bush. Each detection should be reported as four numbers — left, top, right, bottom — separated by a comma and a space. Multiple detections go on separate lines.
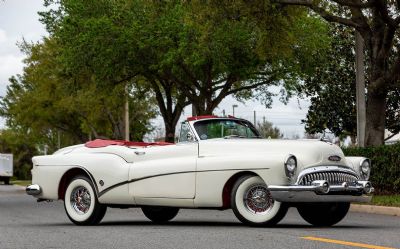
343, 144, 400, 194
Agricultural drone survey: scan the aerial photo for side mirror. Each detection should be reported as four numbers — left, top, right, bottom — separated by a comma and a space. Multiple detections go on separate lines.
187, 132, 196, 142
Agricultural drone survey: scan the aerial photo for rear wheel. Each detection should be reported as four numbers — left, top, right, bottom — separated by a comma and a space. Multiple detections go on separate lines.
141, 206, 179, 223
297, 202, 350, 226
231, 175, 288, 226
4, 177, 10, 185
64, 176, 106, 225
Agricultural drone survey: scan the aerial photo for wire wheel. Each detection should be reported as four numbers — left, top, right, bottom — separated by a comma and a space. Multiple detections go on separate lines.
244, 184, 274, 214
70, 186, 92, 215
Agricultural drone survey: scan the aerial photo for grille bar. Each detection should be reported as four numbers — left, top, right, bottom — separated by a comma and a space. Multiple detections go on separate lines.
299, 171, 358, 186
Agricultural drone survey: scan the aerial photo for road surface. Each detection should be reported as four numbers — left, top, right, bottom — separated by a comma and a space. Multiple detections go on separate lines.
0, 184, 399, 249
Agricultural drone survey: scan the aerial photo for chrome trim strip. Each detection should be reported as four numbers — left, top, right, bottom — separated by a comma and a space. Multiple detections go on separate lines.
98, 167, 270, 197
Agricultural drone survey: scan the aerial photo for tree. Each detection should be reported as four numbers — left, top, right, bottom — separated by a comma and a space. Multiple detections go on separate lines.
300, 24, 400, 142
275, 0, 400, 146
301, 25, 357, 140
39, 0, 327, 141
40, 0, 189, 142
257, 120, 284, 138
0, 38, 156, 150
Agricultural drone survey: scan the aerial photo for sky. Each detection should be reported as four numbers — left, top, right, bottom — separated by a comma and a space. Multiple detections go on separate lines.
0, 0, 310, 138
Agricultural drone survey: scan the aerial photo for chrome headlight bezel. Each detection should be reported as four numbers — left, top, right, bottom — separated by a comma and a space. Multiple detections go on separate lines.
359, 158, 371, 180
284, 154, 297, 178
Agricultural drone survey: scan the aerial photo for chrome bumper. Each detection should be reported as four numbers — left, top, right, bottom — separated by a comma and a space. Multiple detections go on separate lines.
26, 184, 42, 196
268, 180, 374, 203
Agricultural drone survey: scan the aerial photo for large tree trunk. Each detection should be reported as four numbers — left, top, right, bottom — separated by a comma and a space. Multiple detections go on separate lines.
164, 122, 176, 143
192, 96, 224, 116
365, 88, 386, 146
149, 79, 188, 143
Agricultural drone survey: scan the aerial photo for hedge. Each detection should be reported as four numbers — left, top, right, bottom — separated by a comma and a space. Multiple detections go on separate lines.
343, 143, 400, 194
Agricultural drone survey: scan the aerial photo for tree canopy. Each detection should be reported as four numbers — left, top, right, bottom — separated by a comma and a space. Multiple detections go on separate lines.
0, 37, 156, 150
301, 25, 400, 141
38, 0, 330, 141
257, 119, 284, 139
276, 0, 400, 146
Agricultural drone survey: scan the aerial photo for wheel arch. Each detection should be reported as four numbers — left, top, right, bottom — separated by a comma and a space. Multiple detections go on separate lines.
58, 167, 98, 200
221, 171, 259, 209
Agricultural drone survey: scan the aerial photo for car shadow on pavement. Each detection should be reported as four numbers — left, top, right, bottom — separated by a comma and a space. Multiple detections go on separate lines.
31, 220, 380, 229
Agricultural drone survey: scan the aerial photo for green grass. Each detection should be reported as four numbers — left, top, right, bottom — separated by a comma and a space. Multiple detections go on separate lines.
10, 180, 31, 186
370, 195, 400, 207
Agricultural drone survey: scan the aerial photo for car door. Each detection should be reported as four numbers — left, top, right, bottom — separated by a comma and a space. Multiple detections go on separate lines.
129, 124, 198, 200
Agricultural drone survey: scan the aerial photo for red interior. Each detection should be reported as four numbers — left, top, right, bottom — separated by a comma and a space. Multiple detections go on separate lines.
85, 139, 174, 148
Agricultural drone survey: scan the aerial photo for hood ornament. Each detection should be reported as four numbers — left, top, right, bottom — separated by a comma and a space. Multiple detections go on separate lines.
328, 155, 341, 162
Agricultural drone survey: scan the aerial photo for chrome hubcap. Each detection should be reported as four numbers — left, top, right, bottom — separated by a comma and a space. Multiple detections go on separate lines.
71, 186, 91, 215
244, 184, 274, 214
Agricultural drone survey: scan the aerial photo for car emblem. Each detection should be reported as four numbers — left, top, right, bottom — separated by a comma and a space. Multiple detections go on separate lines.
328, 155, 341, 162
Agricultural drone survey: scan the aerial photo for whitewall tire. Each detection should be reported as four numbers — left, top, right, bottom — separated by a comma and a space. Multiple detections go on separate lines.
231, 175, 288, 226
64, 176, 106, 225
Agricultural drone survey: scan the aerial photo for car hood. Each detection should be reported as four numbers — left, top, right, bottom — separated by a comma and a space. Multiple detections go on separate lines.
198, 139, 347, 168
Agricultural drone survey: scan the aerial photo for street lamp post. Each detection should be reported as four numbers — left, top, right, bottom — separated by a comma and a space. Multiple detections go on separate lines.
232, 104, 238, 116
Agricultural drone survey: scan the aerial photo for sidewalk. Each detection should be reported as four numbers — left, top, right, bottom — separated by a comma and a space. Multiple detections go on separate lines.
351, 204, 400, 217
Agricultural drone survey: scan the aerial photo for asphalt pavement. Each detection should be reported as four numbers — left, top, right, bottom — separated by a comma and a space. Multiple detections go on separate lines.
1, 184, 399, 249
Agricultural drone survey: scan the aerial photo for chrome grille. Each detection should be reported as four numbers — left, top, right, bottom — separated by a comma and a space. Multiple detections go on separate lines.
299, 171, 358, 186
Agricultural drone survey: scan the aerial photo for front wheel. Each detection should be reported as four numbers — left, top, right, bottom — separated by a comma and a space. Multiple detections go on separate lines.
64, 176, 107, 225
297, 202, 350, 227
231, 175, 288, 226
141, 206, 179, 223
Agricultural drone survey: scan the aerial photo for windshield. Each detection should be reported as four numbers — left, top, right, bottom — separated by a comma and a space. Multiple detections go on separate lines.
193, 119, 260, 140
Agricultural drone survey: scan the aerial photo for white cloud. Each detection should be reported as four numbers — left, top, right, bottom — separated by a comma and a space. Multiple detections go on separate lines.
0, 29, 6, 43
0, 54, 24, 93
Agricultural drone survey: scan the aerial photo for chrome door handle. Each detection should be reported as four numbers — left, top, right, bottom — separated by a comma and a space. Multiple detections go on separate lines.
135, 151, 146, 156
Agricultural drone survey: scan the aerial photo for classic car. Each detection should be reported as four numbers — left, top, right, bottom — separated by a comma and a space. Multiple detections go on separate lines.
26, 115, 374, 226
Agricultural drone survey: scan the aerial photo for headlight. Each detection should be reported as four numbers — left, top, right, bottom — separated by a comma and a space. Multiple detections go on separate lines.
359, 158, 371, 180
284, 155, 297, 178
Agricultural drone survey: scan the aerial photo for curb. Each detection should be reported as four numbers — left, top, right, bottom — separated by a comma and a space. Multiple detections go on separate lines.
350, 204, 400, 217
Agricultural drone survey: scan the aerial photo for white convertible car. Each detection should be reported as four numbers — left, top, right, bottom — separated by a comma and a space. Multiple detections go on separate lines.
27, 116, 373, 226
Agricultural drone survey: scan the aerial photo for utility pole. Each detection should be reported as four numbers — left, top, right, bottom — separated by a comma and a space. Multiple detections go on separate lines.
57, 130, 61, 149
192, 105, 197, 116
355, 32, 366, 147
124, 83, 130, 141
253, 111, 256, 125
222, 109, 225, 117
232, 104, 238, 116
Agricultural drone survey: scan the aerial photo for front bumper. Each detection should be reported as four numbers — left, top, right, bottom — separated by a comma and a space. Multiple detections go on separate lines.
268, 180, 373, 203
